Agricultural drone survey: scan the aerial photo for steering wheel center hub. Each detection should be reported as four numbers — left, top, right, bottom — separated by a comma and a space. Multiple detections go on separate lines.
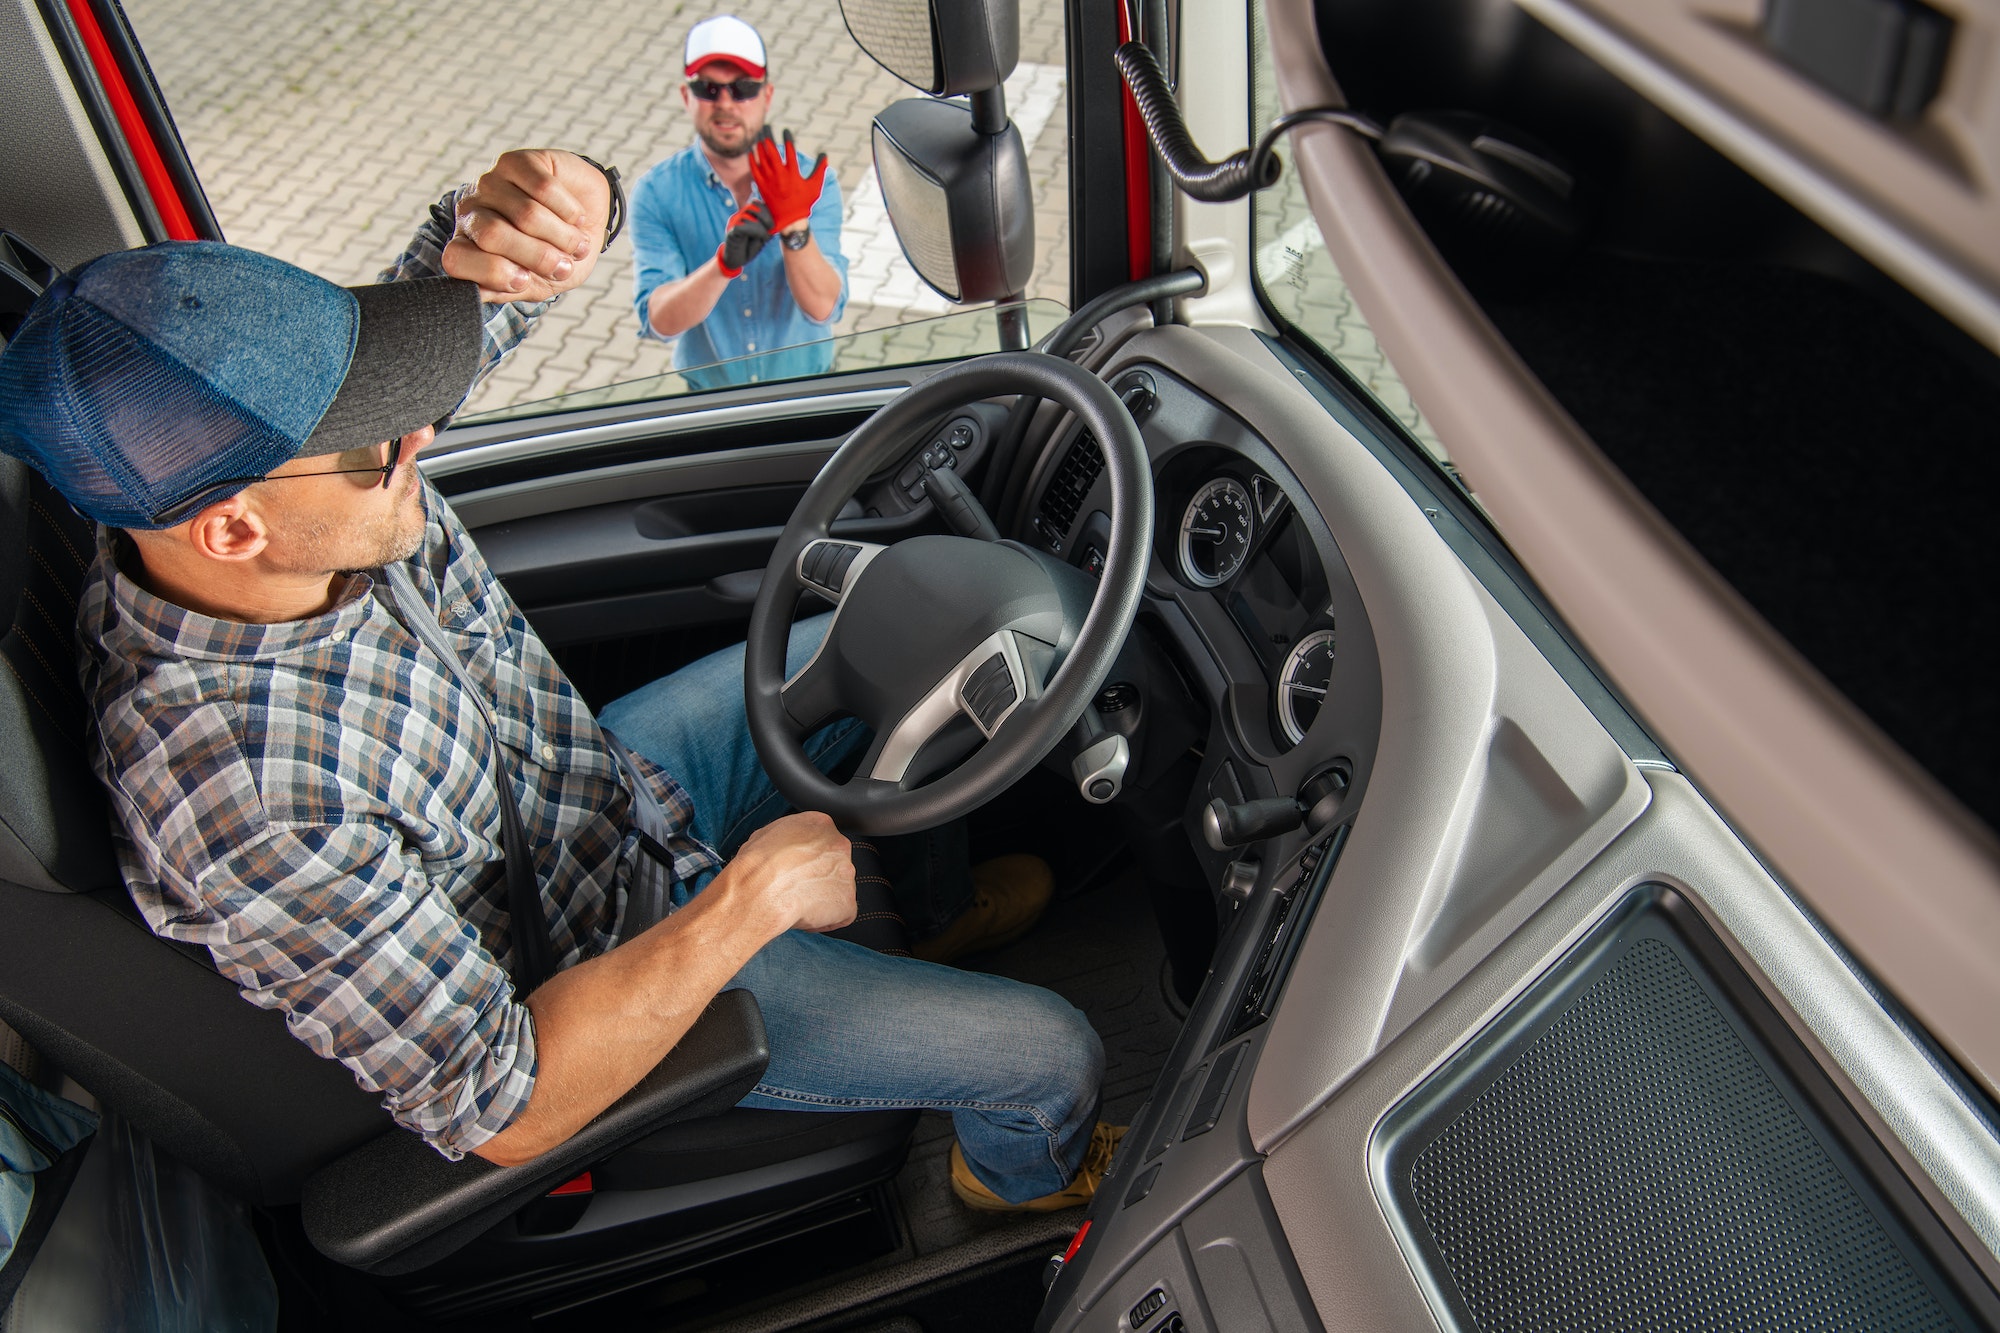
828, 535, 1068, 710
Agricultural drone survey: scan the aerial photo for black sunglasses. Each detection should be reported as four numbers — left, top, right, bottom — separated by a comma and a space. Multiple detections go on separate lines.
686, 75, 765, 102
147, 435, 415, 528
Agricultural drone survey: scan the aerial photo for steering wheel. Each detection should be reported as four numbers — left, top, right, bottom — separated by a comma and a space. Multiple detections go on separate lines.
744, 352, 1153, 836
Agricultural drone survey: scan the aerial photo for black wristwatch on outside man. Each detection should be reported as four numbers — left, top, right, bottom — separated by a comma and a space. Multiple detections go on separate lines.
781, 225, 811, 252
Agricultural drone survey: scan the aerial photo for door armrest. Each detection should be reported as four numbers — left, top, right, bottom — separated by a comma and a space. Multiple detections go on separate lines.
300, 988, 769, 1275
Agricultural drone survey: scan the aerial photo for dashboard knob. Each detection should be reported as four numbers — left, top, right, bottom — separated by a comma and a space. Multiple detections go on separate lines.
1220, 859, 1260, 903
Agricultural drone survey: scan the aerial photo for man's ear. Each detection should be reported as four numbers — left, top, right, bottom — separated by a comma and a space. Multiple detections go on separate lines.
184, 494, 270, 563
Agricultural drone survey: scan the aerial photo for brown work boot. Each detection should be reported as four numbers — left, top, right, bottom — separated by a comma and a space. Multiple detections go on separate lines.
912, 853, 1054, 964
950, 1123, 1128, 1212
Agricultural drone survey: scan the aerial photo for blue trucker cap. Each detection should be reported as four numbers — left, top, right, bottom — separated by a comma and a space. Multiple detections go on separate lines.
0, 241, 484, 529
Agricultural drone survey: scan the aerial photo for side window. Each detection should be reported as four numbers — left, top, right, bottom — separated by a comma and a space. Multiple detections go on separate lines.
120, 2, 1072, 420
1248, 2, 1449, 470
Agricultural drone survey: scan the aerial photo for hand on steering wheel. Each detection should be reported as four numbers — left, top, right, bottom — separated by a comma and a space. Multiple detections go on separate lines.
743, 353, 1152, 835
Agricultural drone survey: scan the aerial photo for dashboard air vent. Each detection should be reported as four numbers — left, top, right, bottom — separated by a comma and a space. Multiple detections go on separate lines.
1036, 431, 1106, 552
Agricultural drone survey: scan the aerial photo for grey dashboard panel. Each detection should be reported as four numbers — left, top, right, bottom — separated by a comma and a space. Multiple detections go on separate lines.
1262, 769, 2000, 1328
1061, 325, 1647, 1146
1029, 321, 1996, 1330
1031, 321, 1650, 1330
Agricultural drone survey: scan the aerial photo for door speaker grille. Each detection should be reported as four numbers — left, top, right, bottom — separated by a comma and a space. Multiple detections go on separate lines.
1376, 888, 1991, 1332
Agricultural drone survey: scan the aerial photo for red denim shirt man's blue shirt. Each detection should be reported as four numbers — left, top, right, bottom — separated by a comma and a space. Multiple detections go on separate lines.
630, 143, 848, 389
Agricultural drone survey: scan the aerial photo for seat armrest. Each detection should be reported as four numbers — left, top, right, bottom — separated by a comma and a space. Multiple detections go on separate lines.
300, 989, 769, 1276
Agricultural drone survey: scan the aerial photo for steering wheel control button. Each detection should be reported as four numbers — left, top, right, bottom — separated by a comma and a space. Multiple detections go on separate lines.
799, 541, 868, 599
961, 653, 1019, 735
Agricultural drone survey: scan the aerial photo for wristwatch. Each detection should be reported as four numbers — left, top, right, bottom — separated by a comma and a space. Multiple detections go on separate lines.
781, 225, 811, 252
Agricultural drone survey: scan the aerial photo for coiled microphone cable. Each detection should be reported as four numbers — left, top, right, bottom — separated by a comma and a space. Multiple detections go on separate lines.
1114, 42, 1382, 204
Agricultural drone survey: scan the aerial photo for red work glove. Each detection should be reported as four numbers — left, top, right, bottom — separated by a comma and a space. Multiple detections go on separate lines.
749, 128, 828, 235
716, 199, 775, 278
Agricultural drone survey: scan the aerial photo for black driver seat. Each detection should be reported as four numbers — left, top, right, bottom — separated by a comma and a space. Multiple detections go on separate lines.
0, 454, 916, 1288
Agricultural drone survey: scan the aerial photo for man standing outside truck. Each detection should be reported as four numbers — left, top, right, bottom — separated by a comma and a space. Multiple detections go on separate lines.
632, 16, 847, 387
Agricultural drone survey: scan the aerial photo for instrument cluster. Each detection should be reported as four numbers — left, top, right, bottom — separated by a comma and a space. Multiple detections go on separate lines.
1160, 453, 1338, 752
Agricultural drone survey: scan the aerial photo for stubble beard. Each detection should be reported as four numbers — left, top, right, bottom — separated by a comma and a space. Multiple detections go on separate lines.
698, 123, 753, 160
273, 467, 428, 577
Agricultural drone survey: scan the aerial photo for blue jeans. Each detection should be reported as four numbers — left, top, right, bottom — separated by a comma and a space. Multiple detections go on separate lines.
596, 618, 1105, 1202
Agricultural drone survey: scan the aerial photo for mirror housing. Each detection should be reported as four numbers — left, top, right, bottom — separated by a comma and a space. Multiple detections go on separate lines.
872, 98, 1034, 304
840, 0, 1019, 96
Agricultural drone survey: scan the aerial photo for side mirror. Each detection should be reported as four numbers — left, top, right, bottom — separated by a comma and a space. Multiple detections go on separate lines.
872, 99, 1033, 305
846, 0, 1034, 309
840, 0, 1019, 96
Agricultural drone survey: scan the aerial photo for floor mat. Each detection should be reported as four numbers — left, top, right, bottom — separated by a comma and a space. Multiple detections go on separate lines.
691, 868, 1183, 1331
894, 867, 1182, 1258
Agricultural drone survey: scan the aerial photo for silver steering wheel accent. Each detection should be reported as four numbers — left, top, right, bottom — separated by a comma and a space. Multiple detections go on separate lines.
868, 630, 1030, 783
783, 539, 889, 691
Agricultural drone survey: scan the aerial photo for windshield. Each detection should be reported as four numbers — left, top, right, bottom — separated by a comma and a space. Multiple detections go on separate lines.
457, 299, 1072, 424
123, 0, 1073, 417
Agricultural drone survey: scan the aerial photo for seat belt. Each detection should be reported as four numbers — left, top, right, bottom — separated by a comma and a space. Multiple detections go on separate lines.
383, 563, 557, 992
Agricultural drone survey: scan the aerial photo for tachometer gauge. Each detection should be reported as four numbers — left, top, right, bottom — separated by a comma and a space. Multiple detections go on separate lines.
1179, 477, 1254, 587
1278, 627, 1336, 744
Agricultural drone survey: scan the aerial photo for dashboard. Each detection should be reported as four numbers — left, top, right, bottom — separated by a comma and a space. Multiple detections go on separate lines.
1018, 358, 1383, 902
444, 322, 2000, 1333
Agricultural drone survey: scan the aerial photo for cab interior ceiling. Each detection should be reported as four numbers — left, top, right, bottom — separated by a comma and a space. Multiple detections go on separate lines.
1312, 0, 2000, 836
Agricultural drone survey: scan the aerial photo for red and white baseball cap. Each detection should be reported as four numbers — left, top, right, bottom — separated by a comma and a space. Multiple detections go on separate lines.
684, 16, 767, 80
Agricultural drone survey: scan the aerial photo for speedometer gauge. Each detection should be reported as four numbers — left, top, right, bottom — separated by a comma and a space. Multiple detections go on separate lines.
1179, 478, 1254, 587
1278, 627, 1336, 744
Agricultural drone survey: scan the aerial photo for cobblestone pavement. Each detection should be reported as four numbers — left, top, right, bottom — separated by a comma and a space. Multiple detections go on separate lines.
122, 0, 1072, 415
124, 0, 1441, 457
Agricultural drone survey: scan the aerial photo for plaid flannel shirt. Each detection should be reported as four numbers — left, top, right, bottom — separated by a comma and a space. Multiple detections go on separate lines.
76, 192, 721, 1159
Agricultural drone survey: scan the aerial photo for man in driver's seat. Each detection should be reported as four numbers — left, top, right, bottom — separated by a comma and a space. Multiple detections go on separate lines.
0, 149, 1120, 1212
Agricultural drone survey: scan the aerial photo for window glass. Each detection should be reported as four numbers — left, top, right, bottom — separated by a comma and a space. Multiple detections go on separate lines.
1247, 2, 1449, 469
121, 0, 1072, 416
458, 299, 1071, 423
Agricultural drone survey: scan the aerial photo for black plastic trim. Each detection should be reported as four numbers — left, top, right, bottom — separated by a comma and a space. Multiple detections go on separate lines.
300, 989, 770, 1276
90, 0, 220, 238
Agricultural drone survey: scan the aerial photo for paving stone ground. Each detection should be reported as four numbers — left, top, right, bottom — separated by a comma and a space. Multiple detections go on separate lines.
124, 0, 1441, 457
122, 0, 1072, 415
